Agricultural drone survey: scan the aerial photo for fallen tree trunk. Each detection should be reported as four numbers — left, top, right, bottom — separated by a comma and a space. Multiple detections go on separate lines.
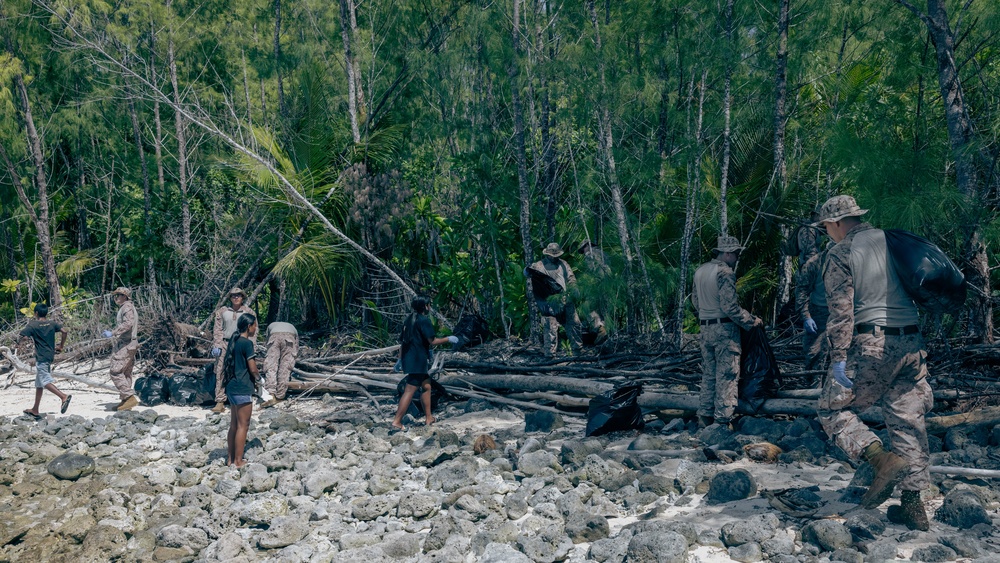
929, 465, 1000, 479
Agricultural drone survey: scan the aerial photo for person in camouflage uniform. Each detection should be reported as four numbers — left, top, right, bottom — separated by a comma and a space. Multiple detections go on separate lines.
527, 243, 583, 356
105, 287, 140, 411
692, 235, 762, 428
211, 287, 255, 413
795, 248, 830, 374
261, 321, 298, 407
815, 194, 931, 531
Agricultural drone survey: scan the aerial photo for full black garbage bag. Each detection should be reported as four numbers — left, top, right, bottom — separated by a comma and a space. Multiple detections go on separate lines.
526, 266, 564, 300
586, 383, 644, 437
739, 326, 780, 414
396, 377, 450, 417
167, 370, 216, 406
451, 313, 490, 350
135, 372, 170, 406
884, 229, 966, 313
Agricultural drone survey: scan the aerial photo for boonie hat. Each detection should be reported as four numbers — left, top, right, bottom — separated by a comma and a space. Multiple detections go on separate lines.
714, 235, 744, 253
814, 195, 868, 225
542, 242, 564, 258
229, 287, 246, 297
111, 287, 131, 300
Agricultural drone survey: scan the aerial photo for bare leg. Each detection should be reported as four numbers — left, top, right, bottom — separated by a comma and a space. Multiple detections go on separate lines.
227, 405, 238, 465
421, 381, 434, 425
392, 384, 419, 429
45, 383, 67, 402
232, 402, 253, 467
27, 388, 44, 414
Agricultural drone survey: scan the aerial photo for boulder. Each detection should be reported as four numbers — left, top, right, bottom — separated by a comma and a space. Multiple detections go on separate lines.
802, 520, 853, 552
565, 513, 610, 543
524, 411, 564, 433
705, 469, 757, 505
156, 525, 210, 550
257, 516, 309, 549
912, 545, 958, 562
47, 452, 95, 481
721, 513, 779, 546
935, 490, 991, 528
728, 542, 763, 563
626, 531, 688, 563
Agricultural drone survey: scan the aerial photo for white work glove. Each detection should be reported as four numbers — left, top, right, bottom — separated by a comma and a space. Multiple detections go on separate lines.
447, 336, 459, 344
804, 318, 818, 335
102, 330, 113, 338
393, 358, 402, 372
831, 361, 852, 388
211, 347, 222, 358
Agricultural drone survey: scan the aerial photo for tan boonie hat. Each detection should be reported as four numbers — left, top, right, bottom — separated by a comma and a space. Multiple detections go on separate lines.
229, 287, 246, 297
111, 287, 131, 300
542, 242, 564, 258
814, 195, 868, 225
714, 235, 744, 253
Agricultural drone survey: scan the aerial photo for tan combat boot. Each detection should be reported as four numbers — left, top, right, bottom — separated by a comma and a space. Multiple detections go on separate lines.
860, 442, 909, 509
211, 402, 226, 414
887, 490, 930, 531
117, 396, 139, 411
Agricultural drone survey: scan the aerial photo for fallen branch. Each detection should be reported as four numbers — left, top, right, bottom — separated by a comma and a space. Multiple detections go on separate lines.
929, 465, 1000, 479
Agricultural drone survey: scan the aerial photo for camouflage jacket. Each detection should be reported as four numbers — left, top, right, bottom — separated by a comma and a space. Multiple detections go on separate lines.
823, 224, 865, 363
795, 251, 827, 320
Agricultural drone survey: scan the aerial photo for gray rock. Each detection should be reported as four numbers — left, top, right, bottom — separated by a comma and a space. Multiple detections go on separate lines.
729, 542, 763, 562
565, 512, 610, 543
505, 494, 528, 520
935, 490, 991, 528
845, 511, 885, 540
480, 542, 533, 563
626, 531, 688, 563
304, 469, 339, 498
351, 494, 399, 521
397, 492, 440, 519
156, 524, 210, 550
382, 532, 421, 558
339, 531, 383, 550
81, 524, 127, 559
637, 472, 675, 496
177, 467, 202, 487
589, 531, 633, 563
861, 540, 898, 562
524, 411, 564, 433
146, 464, 177, 487
47, 452, 95, 481
738, 417, 786, 442
761, 537, 794, 556
214, 476, 242, 499
706, 469, 757, 505
516, 525, 573, 563
721, 513, 779, 546
802, 520, 853, 552
239, 494, 288, 525
560, 440, 605, 466
940, 535, 983, 558
912, 544, 958, 562
180, 484, 214, 510
518, 449, 561, 477
830, 548, 864, 563
257, 516, 309, 549
269, 412, 307, 431
629, 435, 667, 451
428, 458, 479, 492
240, 463, 276, 493
411, 445, 461, 468
464, 399, 495, 413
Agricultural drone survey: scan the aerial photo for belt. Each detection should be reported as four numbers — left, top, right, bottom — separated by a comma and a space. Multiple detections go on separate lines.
855, 324, 919, 336
699, 318, 732, 326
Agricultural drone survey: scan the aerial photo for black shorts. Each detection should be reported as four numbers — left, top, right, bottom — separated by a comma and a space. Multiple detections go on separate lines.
403, 373, 430, 387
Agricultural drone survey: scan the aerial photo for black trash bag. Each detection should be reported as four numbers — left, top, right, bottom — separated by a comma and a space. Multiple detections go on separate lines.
135, 372, 170, 406
739, 326, 780, 414
396, 377, 450, 418
167, 370, 217, 406
586, 383, 644, 437
526, 266, 564, 300
884, 229, 966, 313
451, 313, 491, 350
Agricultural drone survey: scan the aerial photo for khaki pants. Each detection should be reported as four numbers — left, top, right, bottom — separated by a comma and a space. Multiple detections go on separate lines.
817, 332, 932, 491
698, 322, 741, 423
263, 333, 298, 400
803, 312, 829, 372
538, 300, 582, 356
214, 340, 230, 403
110, 342, 138, 401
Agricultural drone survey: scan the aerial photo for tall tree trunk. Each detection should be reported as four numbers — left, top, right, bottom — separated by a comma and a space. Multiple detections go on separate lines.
10, 74, 62, 311
242, 48, 253, 127
675, 70, 708, 349
772, 0, 792, 321
509, 0, 538, 340
168, 39, 192, 258
718, 0, 734, 235
538, 0, 558, 243
587, 0, 637, 333
149, 25, 166, 194
339, 0, 361, 143
348, 0, 367, 125
274, 0, 286, 118
894, 0, 992, 343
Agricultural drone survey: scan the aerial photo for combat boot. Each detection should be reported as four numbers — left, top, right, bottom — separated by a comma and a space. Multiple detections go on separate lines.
887, 490, 929, 531
211, 402, 227, 414
860, 442, 909, 509
117, 396, 139, 411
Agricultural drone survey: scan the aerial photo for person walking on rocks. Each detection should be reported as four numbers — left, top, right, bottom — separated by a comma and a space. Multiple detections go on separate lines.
211, 287, 253, 413
391, 296, 458, 430
692, 235, 762, 429
795, 248, 830, 376
103, 287, 140, 411
224, 313, 259, 467
525, 242, 583, 356
815, 194, 931, 530
261, 321, 298, 408
19, 303, 71, 418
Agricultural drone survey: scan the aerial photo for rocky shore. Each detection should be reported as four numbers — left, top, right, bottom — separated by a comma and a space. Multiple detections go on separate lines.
1, 393, 999, 562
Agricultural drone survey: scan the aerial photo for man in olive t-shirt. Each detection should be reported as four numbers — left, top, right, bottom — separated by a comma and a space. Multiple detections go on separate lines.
18, 303, 71, 418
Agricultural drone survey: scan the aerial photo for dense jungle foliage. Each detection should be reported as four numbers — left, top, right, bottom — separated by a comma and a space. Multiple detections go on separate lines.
1, 0, 999, 346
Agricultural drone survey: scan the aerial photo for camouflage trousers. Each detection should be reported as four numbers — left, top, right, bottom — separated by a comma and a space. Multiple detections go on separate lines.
538, 300, 582, 356
698, 322, 741, 424
214, 340, 230, 403
803, 312, 829, 372
817, 332, 932, 491
109, 341, 138, 401
263, 333, 298, 400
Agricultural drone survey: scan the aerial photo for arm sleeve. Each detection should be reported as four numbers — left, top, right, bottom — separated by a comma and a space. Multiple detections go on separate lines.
823, 247, 855, 363
718, 267, 755, 330
564, 262, 577, 286
795, 257, 817, 318
418, 317, 435, 347
212, 308, 224, 348
690, 282, 700, 316
112, 305, 136, 339
242, 339, 257, 361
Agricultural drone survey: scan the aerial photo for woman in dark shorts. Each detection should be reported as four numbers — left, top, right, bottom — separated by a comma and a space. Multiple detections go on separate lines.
223, 313, 259, 467
391, 297, 457, 430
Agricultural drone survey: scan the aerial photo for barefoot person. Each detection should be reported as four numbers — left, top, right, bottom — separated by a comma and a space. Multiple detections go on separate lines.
391, 297, 457, 430
223, 313, 259, 467
19, 304, 71, 418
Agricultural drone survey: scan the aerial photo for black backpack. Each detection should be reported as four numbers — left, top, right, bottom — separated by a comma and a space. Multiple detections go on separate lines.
884, 229, 966, 313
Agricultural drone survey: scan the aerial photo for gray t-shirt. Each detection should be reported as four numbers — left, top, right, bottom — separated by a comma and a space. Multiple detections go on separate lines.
20, 319, 62, 364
